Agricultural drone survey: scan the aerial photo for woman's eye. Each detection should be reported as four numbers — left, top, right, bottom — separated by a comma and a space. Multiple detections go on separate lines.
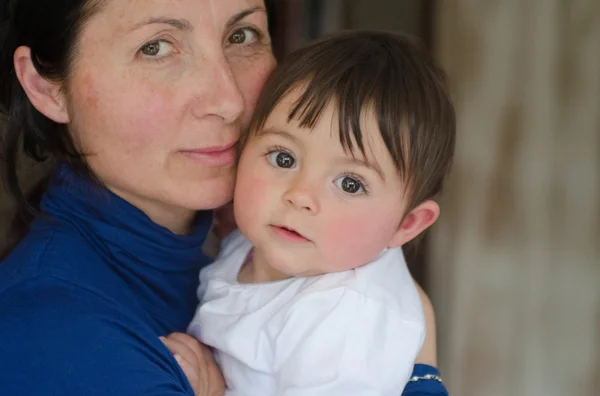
228, 28, 259, 45
268, 151, 296, 169
139, 40, 174, 57
335, 176, 365, 194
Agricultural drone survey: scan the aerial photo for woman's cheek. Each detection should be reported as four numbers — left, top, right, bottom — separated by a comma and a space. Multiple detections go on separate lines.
74, 70, 176, 152
235, 56, 276, 125
121, 83, 178, 140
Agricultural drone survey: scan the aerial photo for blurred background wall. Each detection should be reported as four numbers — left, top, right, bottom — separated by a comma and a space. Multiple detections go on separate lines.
431, 2, 599, 395
2, 1, 599, 395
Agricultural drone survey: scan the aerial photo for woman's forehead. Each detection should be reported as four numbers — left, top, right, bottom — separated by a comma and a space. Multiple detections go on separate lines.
90, 0, 267, 33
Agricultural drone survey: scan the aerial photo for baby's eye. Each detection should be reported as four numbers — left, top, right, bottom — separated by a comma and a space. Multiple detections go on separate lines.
334, 176, 365, 194
139, 40, 174, 58
267, 151, 296, 169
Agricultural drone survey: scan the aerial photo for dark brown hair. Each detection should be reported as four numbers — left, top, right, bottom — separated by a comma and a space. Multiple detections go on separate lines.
0, 0, 104, 259
240, 30, 456, 211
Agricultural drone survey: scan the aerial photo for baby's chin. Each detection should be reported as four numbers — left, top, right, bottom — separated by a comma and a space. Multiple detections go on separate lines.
252, 246, 309, 277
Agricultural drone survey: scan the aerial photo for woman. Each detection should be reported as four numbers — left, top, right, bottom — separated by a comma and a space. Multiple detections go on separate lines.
0, 0, 447, 395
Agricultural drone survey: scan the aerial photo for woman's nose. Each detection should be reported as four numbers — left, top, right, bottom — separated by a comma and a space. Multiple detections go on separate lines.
282, 180, 320, 215
190, 56, 245, 124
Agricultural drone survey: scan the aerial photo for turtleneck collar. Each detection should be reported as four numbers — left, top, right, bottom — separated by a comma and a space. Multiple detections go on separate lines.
33, 163, 213, 332
40, 163, 212, 271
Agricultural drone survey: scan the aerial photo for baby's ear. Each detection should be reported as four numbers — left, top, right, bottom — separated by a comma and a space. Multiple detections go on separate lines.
387, 200, 440, 248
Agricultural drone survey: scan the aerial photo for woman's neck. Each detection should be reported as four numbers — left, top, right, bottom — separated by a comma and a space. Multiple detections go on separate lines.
106, 185, 196, 235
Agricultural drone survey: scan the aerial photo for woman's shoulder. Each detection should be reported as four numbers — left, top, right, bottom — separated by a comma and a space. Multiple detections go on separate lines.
0, 269, 193, 395
0, 226, 132, 312
0, 253, 143, 361
0, 230, 126, 314
0, 230, 194, 395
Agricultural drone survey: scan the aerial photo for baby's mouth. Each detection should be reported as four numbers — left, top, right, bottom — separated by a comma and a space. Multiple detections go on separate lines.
270, 225, 312, 243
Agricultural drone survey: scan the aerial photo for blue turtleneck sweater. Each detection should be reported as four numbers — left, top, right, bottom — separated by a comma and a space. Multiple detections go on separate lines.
0, 164, 447, 396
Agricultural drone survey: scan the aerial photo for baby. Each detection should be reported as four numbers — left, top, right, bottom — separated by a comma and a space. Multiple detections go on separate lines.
171, 30, 455, 395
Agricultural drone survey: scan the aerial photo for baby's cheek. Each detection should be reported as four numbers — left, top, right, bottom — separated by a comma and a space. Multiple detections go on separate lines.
320, 213, 386, 272
234, 166, 271, 232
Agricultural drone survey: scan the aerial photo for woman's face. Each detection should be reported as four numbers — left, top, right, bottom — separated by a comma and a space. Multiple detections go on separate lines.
65, 0, 275, 232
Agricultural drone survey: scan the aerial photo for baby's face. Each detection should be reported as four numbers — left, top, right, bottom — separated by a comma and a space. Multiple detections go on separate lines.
233, 90, 409, 278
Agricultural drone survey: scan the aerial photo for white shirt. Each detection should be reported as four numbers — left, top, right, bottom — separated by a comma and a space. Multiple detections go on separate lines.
189, 231, 425, 396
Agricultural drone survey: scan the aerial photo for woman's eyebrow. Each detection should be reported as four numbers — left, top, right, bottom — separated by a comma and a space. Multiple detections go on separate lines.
128, 6, 266, 34
226, 6, 267, 29
129, 17, 194, 32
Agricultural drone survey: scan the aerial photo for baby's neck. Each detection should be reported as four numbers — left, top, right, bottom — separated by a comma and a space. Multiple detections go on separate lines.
237, 248, 292, 284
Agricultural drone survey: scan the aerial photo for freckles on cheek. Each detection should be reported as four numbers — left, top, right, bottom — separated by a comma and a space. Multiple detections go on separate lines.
133, 77, 173, 117
78, 74, 100, 110
116, 83, 177, 149
127, 97, 170, 137
75, 70, 176, 152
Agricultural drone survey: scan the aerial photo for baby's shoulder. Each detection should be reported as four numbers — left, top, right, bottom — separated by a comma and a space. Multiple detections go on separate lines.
280, 272, 402, 324
274, 249, 424, 330
353, 247, 424, 322
269, 276, 423, 354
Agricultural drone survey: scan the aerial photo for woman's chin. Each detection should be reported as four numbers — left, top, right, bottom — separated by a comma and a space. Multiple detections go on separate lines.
179, 174, 235, 211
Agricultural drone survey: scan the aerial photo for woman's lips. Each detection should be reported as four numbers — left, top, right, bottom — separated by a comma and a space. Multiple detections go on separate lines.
180, 142, 237, 166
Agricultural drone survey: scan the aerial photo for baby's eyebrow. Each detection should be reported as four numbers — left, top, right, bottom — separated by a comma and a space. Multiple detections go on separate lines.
259, 127, 301, 145
342, 155, 386, 181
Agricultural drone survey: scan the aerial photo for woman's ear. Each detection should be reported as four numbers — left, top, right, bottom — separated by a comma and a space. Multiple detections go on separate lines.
13, 46, 70, 124
387, 200, 440, 248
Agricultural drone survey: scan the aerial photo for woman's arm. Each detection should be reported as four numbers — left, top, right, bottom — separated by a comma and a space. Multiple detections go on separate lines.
414, 282, 437, 367
0, 278, 223, 396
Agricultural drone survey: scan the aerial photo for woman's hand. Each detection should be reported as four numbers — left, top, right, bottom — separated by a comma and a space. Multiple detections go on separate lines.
414, 282, 438, 367
161, 333, 225, 396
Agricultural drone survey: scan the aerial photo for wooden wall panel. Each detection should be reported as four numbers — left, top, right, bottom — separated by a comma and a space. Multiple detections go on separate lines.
430, 1, 600, 395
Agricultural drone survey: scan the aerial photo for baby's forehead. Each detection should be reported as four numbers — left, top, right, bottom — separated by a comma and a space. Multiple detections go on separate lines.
248, 83, 405, 176
267, 87, 382, 139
